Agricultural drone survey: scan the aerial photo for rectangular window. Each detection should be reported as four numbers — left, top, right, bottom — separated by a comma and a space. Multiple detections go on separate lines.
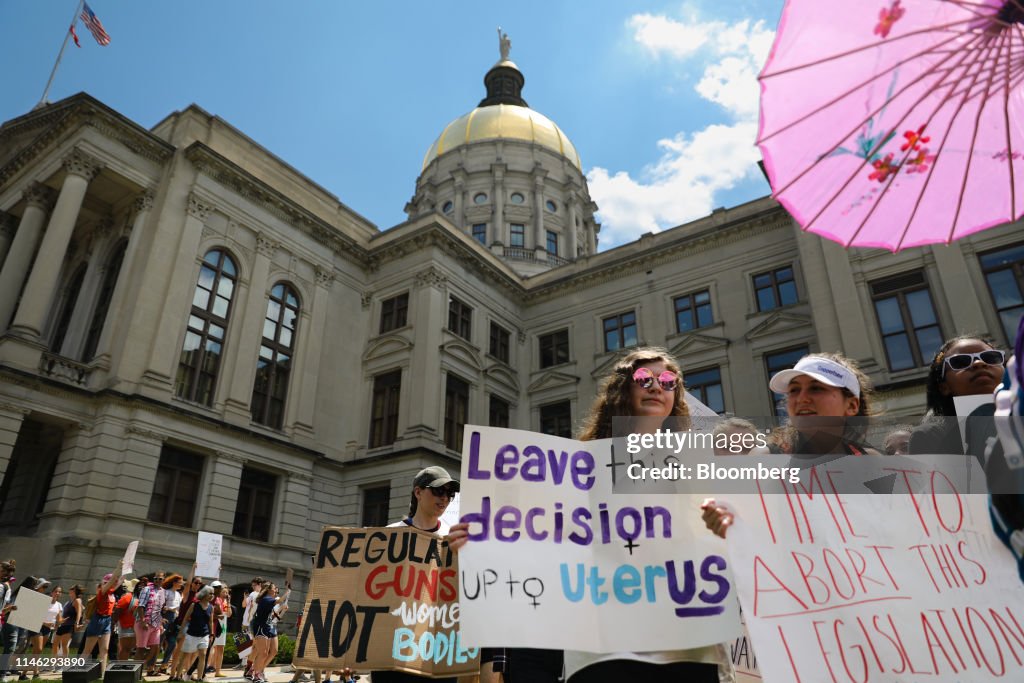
871, 272, 943, 371
361, 486, 391, 527
379, 293, 409, 334
674, 290, 713, 333
444, 375, 470, 451
147, 446, 204, 528
510, 224, 525, 248
489, 322, 511, 363
232, 466, 277, 542
489, 395, 510, 428
539, 329, 569, 368
448, 296, 473, 340
980, 243, 1024, 344
765, 346, 810, 416
369, 370, 401, 448
472, 224, 486, 245
603, 311, 638, 352
753, 266, 798, 312
686, 367, 725, 414
546, 230, 558, 255
540, 401, 572, 439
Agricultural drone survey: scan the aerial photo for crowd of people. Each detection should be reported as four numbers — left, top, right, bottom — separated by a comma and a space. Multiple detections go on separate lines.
0, 329, 1019, 683
0, 557, 299, 683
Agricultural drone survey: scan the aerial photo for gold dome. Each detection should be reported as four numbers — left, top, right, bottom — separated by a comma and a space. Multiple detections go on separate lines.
422, 104, 582, 172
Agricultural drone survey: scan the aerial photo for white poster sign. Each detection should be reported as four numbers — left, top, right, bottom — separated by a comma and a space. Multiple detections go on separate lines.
195, 531, 223, 578
7, 587, 51, 631
122, 540, 140, 575
457, 426, 741, 653
726, 456, 1024, 682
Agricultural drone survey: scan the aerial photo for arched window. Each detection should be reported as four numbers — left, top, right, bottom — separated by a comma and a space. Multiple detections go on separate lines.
251, 283, 299, 429
175, 249, 237, 406
82, 241, 127, 361
50, 265, 86, 353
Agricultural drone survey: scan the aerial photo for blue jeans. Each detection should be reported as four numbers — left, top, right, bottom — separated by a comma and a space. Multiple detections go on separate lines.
161, 617, 180, 664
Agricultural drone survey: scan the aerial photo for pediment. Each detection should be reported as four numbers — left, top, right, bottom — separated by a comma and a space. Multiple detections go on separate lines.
362, 333, 413, 362
484, 362, 520, 392
668, 332, 729, 358
745, 310, 813, 341
590, 353, 624, 380
528, 369, 580, 393
440, 338, 483, 371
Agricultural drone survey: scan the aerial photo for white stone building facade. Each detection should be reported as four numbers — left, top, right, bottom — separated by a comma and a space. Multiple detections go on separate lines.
0, 55, 1022, 607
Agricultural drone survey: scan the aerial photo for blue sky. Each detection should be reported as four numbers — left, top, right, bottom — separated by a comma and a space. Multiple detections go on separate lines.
2, 1, 783, 249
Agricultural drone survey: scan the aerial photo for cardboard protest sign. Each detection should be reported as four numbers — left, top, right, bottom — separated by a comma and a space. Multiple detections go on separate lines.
195, 531, 222, 578
122, 540, 139, 575
456, 426, 741, 653
294, 526, 480, 678
8, 587, 51, 631
726, 455, 1024, 682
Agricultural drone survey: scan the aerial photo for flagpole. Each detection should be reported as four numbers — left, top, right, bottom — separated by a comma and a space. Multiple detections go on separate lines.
37, 0, 86, 109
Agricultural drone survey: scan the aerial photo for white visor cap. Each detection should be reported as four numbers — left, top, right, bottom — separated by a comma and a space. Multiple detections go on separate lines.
769, 356, 861, 398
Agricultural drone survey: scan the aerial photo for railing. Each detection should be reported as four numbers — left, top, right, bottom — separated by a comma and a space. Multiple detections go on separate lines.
39, 352, 91, 387
504, 247, 570, 267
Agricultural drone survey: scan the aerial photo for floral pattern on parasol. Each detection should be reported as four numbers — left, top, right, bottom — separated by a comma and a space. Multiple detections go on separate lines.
759, 0, 1024, 250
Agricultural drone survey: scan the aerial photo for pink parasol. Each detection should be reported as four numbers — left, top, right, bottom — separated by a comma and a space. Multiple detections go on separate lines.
759, 0, 1024, 250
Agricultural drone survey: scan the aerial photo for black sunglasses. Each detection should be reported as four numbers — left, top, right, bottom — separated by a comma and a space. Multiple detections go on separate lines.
942, 350, 1004, 376
426, 486, 457, 499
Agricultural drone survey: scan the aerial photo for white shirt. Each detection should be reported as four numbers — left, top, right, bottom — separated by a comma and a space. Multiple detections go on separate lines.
242, 590, 261, 627
46, 601, 63, 623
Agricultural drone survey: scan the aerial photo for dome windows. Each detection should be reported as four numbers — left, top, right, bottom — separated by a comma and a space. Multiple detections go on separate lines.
546, 200, 557, 213
510, 192, 525, 205
442, 200, 454, 215
473, 192, 488, 205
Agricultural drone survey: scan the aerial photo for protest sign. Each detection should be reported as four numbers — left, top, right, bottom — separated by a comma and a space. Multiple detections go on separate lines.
8, 586, 51, 631
195, 531, 222, 578
456, 426, 741, 653
122, 540, 139, 575
729, 611, 761, 683
294, 526, 479, 677
726, 455, 1024, 682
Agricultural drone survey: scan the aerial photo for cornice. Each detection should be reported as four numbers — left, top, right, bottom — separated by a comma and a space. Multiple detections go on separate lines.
184, 143, 368, 266
521, 208, 791, 303
0, 99, 174, 188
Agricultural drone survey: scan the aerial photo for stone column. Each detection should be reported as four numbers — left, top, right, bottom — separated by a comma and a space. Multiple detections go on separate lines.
566, 195, 579, 260
490, 164, 505, 247
405, 267, 447, 434
818, 236, 874, 361
794, 231, 844, 353
224, 233, 276, 423
60, 220, 113, 358
104, 425, 166, 521
0, 182, 56, 330
292, 267, 332, 434
0, 211, 16, 268
142, 192, 213, 393
930, 243, 987, 333
532, 169, 547, 258
276, 472, 314, 548
452, 171, 466, 231
200, 451, 245, 535
8, 149, 101, 340
90, 190, 155, 369
0, 403, 29, 491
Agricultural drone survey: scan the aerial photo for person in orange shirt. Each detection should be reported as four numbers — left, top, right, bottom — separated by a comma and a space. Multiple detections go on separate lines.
115, 578, 142, 661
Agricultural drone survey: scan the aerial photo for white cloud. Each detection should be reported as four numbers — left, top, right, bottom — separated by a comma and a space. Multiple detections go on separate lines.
588, 13, 774, 249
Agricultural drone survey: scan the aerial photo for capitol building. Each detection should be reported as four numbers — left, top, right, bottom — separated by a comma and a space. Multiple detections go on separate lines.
0, 44, 1021, 608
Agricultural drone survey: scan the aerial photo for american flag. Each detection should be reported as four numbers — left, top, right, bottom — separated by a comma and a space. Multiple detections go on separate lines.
80, 2, 110, 46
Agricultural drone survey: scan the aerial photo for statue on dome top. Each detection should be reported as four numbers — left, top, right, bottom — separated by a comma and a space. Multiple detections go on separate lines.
498, 27, 511, 61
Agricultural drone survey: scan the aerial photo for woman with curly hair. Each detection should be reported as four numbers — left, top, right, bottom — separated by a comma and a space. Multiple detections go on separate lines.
450, 347, 728, 683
